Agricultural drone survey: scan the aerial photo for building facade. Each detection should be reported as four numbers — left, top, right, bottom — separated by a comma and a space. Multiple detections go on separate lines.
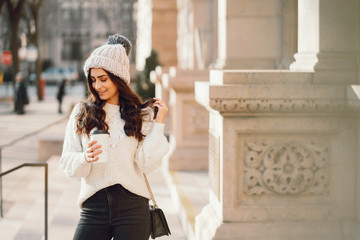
38, 0, 137, 74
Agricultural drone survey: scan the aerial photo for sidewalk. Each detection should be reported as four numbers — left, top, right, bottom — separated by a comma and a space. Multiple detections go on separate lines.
0, 84, 188, 239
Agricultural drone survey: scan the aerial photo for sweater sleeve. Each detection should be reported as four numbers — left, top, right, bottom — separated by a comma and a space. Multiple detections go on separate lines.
135, 111, 169, 174
59, 104, 92, 178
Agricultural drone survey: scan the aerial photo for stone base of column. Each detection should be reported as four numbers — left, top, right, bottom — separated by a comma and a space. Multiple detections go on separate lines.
196, 204, 360, 240
195, 204, 221, 240
211, 222, 359, 240
290, 52, 358, 84
169, 146, 208, 171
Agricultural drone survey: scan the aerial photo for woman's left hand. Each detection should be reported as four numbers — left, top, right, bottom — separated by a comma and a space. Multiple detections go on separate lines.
152, 98, 168, 123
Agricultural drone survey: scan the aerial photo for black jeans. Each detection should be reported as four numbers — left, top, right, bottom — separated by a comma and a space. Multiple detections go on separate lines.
73, 184, 151, 240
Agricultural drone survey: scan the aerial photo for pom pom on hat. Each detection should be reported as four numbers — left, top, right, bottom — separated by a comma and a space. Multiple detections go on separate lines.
108, 34, 132, 56
83, 34, 131, 84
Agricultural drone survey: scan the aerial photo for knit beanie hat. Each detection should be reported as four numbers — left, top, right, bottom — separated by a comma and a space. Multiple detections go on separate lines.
83, 34, 132, 84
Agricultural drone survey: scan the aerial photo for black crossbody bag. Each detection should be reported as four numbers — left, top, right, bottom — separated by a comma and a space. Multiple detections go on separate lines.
143, 174, 171, 239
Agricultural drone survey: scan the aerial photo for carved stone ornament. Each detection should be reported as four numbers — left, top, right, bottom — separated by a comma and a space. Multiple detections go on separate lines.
244, 140, 329, 196
209, 98, 359, 113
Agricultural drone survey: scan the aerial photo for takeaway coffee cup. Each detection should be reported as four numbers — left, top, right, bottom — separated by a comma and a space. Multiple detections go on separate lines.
90, 130, 110, 163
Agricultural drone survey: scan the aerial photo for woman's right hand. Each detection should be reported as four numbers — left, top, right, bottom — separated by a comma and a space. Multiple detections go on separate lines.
152, 98, 168, 123
85, 140, 102, 163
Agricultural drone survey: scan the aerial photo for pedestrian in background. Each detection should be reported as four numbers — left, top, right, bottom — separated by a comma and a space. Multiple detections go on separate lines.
14, 72, 29, 115
56, 78, 67, 114
60, 34, 169, 240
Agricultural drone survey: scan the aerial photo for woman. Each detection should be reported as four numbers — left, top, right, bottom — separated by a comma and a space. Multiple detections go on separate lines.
60, 34, 169, 240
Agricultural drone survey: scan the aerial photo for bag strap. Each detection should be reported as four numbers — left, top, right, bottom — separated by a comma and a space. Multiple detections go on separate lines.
143, 174, 158, 208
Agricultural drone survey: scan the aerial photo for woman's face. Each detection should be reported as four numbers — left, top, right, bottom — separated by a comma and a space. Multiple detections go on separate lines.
90, 68, 119, 105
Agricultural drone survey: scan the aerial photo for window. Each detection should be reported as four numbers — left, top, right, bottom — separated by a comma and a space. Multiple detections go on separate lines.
61, 40, 82, 61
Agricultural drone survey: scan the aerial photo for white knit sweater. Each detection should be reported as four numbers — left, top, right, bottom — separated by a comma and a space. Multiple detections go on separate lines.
60, 103, 169, 208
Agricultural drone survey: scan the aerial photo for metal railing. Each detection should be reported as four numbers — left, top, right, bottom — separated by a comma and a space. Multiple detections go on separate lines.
0, 163, 48, 240
0, 116, 66, 240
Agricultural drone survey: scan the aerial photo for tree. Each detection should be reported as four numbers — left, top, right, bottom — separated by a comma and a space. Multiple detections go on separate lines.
1, 0, 44, 100
24, 0, 44, 100
0, 1, 5, 12
5, 0, 26, 83
136, 50, 160, 100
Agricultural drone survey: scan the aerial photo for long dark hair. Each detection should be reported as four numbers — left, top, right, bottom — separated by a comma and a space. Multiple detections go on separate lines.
75, 69, 155, 141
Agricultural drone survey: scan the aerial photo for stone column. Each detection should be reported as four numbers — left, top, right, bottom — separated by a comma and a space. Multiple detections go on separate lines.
155, 0, 213, 171
195, 70, 360, 239
279, 0, 298, 68
150, 66, 173, 135
177, 0, 195, 69
192, 0, 215, 69
176, 0, 214, 69
135, 0, 152, 71
152, 0, 178, 66
136, 0, 177, 70
167, 69, 209, 170
290, 0, 358, 83
216, 0, 297, 69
